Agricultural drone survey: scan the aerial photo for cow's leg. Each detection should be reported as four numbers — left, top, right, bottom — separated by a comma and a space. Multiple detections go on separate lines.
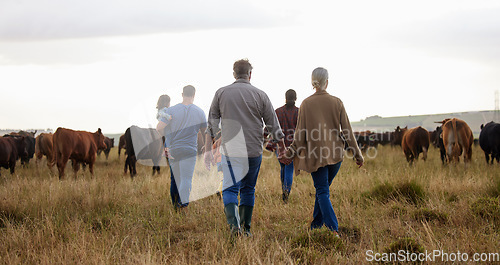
465, 147, 472, 165
72, 159, 80, 178
9, 159, 15, 174
47, 154, 55, 170
422, 147, 428, 161
89, 161, 95, 177
484, 152, 490, 164
57, 155, 69, 180
414, 149, 420, 161
132, 158, 137, 177
124, 156, 129, 175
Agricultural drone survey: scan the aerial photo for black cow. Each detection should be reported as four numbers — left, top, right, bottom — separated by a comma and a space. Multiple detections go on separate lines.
124, 126, 165, 178
479, 121, 500, 164
0, 136, 28, 175
372, 132, 393, 146
3, 133, 35, 166
354, 131, 376, 151
430, 126, 447, 164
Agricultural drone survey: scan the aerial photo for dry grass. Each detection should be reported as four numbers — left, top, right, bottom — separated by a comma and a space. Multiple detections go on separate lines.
0, 145, 499, 264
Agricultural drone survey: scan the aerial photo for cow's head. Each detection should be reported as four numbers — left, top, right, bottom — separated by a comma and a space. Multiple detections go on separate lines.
95, 128, 107, 150
17, 136, 29, 158
392, 126, 407, 146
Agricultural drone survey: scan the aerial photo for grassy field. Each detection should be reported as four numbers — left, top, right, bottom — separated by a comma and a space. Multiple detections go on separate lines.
0, 145, 499, 264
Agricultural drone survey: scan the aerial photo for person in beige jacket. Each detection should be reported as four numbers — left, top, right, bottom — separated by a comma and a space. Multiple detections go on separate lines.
281, 67, 363, 236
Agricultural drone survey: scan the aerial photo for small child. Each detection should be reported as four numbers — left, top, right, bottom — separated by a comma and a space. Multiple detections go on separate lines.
157, 107, 172, 124
156, 94, 173, 124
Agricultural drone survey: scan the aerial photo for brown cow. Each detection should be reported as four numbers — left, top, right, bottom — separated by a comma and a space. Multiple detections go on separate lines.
35, 133, 55, 169
97, 136, 114, 160
118, 134, 126, 157
0, 136, 27, 175
52, 127, 107, 179
440, 118, 473, 165
401, 126, 430, 164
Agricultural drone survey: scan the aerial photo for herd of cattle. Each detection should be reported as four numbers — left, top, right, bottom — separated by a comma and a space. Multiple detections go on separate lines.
0, 118, 499, 178
355, 118, 500, 165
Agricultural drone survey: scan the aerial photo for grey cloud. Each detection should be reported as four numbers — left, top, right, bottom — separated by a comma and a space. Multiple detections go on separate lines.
0, 0, 287, 41
384, 7, 500, 66
0, 39, 117, 65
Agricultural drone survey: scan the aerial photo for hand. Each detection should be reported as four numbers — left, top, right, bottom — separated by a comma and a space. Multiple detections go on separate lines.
265, 144, 275, 153
164, 147, 174, 159
356, 159, 363, 168
276, 140, 286, 160
204, 151, 215, 170
279, 157, 293, 165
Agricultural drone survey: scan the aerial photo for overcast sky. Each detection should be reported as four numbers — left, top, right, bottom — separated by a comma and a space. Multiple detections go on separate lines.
1, 0, 499, 133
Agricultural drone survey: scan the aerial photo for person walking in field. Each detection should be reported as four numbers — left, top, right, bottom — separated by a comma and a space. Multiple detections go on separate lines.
280, 67, 363, 237
266, 89, 299, 203
204, 59, 286, 237
157, 86, 207, 210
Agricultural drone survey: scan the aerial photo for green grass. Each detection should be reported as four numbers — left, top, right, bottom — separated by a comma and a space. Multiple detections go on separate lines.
0, 145, 499, 264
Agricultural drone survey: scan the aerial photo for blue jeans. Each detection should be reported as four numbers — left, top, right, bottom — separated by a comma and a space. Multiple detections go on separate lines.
279, 161, 294, 194
169, 148, 197, 208
222, 155, 262, 207
310, 162, 342, 231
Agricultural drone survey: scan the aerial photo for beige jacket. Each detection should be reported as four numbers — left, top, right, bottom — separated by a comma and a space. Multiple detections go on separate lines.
286, 90, 363, 174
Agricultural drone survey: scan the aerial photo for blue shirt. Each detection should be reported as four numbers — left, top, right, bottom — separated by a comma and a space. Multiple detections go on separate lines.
163, 103, 207, 152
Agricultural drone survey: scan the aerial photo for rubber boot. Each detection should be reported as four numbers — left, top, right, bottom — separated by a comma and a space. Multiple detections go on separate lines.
282, 190, 290, 204
224, 203, 241, 237
239, 205, 254, 237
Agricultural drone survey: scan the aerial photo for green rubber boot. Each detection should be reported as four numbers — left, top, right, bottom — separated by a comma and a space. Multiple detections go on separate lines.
224, 203, 241, 237
239, 205, 254, 237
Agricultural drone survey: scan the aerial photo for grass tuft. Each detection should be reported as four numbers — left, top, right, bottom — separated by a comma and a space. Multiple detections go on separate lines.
470, 197, 500, 225
383, 237, 425, 264
363, 180, 426, 205
412, 208, 448, 224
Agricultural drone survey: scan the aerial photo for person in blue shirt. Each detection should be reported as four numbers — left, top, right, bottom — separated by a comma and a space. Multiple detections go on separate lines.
157, 85, 207, 210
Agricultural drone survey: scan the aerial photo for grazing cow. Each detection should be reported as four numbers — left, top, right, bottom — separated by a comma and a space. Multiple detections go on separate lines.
35, 133, 55, 169
401, 126, 430, 164
97, 137, 115, 160
4, 132, 36, 166
479, 121, 500, 164
0, 136, 27, 175
124, 126, 165, 178
392, 126, 408, 146
354, 131, 376, 151
439, 118, 473, 165
52, 127, 107, 179
372, 131, 393, 146
118, 134, 126, 157
429, 130, 439, 148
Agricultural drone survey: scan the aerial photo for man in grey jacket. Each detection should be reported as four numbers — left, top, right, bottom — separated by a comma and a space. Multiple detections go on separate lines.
205, 59, 285, 236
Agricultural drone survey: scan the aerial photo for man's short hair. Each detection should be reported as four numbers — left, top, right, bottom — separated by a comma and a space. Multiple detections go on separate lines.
233, 59, 253, 79
285, 89, 297, 102
157, 94, 171, 109
183, 85, 196, 97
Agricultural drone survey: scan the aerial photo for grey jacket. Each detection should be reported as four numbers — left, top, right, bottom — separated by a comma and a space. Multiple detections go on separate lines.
207, 79, 284, 157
